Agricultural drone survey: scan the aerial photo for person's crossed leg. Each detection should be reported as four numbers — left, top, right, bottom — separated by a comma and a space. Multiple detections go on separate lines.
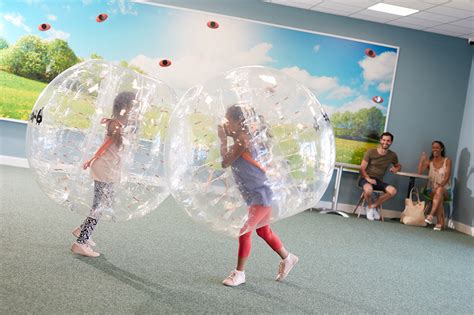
360, 178, 397, 221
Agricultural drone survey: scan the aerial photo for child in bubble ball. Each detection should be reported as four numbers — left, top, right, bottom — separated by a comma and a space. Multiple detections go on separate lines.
218, 104, 299, 287
71, 91, 135, 257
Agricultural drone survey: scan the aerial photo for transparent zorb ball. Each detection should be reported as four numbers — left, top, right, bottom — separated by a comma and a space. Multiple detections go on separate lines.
26, 60, 176, 221
165, 66, 335, 237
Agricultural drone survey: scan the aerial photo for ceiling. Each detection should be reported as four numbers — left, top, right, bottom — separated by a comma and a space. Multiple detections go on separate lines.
263, 0, 474, 39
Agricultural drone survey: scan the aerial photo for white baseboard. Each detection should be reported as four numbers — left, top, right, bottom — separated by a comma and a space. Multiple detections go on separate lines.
316, 200, 401, 219
0, 157, 471, 236
451, 221, 474, 236
0, 155, 29, 168
315, 201, 473, 236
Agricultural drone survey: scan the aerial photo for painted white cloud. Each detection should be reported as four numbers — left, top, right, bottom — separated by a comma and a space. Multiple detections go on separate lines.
47, 14, 57, 21
377, 82, 391, 92
107, 0, 137, 15
3, 13, 31, 33
280, 66, 356, 100
82, 0, 93, 5
313, 44, 320, 53
326, 86, 355, 100
334, 95, 386, 115
44, 29, 71, 41
359, 51, 397, 92
129, 12, 274, 95
130, 42, 273, 96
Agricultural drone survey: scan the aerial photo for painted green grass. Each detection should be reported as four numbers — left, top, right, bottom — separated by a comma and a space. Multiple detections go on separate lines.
0, 70, 46, 120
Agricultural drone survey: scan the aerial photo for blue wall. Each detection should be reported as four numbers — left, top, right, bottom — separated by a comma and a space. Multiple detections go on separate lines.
1, 0, 472, 227
0, 120, 27, 158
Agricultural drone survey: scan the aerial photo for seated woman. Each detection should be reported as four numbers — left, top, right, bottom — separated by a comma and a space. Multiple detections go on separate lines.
418, 140, 452, 231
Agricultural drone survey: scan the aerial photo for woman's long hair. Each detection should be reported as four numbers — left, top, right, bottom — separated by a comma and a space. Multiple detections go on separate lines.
430, 140, 446, 160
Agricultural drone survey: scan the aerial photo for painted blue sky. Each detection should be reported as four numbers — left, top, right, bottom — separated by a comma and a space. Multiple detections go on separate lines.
1, 0, 398, 116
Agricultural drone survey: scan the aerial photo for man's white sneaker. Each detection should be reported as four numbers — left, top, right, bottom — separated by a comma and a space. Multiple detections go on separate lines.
72, 227, 96, 247
71, 242, 100, 257
366, 208, 375, 221
373, 208, 381, 220
222, 270, 245, 287
276, 253, 299, 281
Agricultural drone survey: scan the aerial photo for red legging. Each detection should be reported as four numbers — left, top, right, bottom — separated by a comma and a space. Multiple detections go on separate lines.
238, 205, 283, 258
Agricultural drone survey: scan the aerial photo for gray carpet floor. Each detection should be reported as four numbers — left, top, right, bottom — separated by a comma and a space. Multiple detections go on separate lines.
1, 165, 473, 314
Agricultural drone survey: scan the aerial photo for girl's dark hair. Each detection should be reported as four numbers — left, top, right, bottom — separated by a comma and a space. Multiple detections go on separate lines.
430, 140, 446, 160
226, 104, 245, 123
109, 91, 135, 147
112, 91, 135, 119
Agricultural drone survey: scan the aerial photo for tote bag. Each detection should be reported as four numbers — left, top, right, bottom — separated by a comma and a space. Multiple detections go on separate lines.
400, 188, 426, 226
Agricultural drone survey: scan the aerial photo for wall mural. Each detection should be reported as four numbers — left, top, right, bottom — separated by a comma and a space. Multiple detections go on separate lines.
0, 0, 399, 164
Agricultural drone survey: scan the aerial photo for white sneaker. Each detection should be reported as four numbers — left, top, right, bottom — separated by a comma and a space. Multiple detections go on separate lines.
222, 270, 246, 287
373, 208, 380, 220
276, 253, 299, 281
71, 242, 100, 257
362, 205, 368, 217
72, 227, 96, 247
366, 208, 375, 221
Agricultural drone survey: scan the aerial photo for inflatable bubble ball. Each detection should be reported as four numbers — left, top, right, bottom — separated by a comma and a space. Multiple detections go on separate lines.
165, 66, 335, 237
26, 59, 176, 222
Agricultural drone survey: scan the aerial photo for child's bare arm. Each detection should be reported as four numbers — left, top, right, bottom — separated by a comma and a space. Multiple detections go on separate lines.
219, 132, 249, 169
83, 120, 122, 170
83, 137, 114, 169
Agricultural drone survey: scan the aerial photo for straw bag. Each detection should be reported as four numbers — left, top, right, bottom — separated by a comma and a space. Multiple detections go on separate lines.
400, 188, 426, 226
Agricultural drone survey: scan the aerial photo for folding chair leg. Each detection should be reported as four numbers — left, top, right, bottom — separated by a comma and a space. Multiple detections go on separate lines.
353, 193, 364, 218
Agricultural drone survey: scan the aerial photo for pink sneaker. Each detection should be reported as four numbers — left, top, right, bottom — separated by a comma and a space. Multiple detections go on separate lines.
222, 270, 246, 287
72, 227, 96, 247
71, 242, 100, 257
276, 253, 299, 281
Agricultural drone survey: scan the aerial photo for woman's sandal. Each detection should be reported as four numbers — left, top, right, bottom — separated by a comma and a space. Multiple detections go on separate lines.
433, 225, 443, 231
424, 215, 433, 225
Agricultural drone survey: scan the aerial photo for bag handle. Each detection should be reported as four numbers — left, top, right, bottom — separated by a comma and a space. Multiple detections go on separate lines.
409, 187, 421, 204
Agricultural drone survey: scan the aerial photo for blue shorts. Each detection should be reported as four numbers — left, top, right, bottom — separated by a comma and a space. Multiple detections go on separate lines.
358, 177, 391, 192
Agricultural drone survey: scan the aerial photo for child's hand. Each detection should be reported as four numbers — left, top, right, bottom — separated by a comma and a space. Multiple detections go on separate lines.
217, 124, 227, 141
83, 159, 93, 170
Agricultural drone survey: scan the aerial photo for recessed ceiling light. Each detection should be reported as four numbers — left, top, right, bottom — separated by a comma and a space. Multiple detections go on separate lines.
368, 3, 419, 16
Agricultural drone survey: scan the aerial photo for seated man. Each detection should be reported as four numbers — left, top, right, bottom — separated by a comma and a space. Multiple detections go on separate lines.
359, 132, 401, 221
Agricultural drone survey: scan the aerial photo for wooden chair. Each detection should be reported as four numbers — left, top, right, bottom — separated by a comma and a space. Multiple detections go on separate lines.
353, 189, 385, 222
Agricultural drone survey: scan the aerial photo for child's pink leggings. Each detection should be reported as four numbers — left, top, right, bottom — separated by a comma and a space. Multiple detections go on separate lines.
238, 205, 283, 258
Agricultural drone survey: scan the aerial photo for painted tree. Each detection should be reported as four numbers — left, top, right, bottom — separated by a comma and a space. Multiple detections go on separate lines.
331, 107, 385, 140
0, 35, 49, 81
46, 39, 79, 81
90, 53, 103, 59
0, 37, 8, 50
119, 60, 146, 75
